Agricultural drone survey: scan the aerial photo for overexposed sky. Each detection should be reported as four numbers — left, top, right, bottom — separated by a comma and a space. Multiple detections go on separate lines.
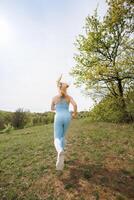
0, 0, 107, 112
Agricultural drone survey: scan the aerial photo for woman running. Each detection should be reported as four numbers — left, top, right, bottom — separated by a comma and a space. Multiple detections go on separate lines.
51, 74, 77, 170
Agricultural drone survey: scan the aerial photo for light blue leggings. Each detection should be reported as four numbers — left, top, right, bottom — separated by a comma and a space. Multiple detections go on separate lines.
54, 99, 72, 153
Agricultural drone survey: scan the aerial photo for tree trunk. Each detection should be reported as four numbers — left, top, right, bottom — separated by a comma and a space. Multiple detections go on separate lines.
117, 79, 133, 122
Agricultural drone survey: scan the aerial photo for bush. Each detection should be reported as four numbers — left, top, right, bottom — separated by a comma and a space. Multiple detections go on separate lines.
88, 95, 134, 123
0, 123, 14, 134
12, 108, 29, 129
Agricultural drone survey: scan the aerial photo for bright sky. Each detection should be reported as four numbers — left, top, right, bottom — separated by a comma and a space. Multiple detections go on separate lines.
0, 0, 107, 112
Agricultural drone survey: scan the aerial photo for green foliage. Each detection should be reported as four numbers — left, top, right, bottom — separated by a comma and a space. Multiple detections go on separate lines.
0, 111, 12, 130
88, 96, 125, 122
87, 92, 134, 123
0, 123, 14, 134
0, 109, 54, 132
78, 111, 90, 118
32, 112, 54, 126
125, 86, 134, 120
70, 0, 134, 122
12, 108, 30, 129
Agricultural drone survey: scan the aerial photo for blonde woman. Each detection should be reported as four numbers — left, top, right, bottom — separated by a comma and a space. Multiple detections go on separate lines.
51, 74, 77, 170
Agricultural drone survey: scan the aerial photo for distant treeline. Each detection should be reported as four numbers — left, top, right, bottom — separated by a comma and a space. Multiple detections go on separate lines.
0, 109, 55, 131
0, 89, 134, 133
0, 109, 88, 132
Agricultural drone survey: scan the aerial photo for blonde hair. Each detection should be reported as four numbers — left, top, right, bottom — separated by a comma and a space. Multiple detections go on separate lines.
56, 74, 69, 98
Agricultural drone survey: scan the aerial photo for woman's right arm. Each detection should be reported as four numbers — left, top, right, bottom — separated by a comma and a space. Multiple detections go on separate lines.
69, 96, 78, 118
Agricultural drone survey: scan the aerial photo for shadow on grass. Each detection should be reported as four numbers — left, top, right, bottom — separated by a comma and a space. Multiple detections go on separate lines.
61, 160, 134, 199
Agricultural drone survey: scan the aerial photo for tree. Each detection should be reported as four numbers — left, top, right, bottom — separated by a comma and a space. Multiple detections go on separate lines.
12, 108, 29, 129
70, 0, 134, 122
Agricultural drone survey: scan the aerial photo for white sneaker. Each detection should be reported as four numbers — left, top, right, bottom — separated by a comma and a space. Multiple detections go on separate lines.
56, 150, 64, 170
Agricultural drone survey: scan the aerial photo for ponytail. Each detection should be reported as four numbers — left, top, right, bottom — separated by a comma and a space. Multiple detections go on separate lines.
60, 90, 66, 97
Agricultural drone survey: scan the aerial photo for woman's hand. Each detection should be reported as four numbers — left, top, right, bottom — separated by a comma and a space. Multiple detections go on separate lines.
56, 74, 62, 87
72, 112, 77, 119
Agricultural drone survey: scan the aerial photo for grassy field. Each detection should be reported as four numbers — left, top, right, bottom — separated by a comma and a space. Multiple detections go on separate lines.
0, 119, 134, 200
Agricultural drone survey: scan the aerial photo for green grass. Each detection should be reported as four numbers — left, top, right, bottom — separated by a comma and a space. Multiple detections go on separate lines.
0, 119, 134, 200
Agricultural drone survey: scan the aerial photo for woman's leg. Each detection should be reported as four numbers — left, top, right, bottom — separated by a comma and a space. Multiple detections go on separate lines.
54, 116, 64, 153
54, 116, 65, 170
62, 116, 71, 149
